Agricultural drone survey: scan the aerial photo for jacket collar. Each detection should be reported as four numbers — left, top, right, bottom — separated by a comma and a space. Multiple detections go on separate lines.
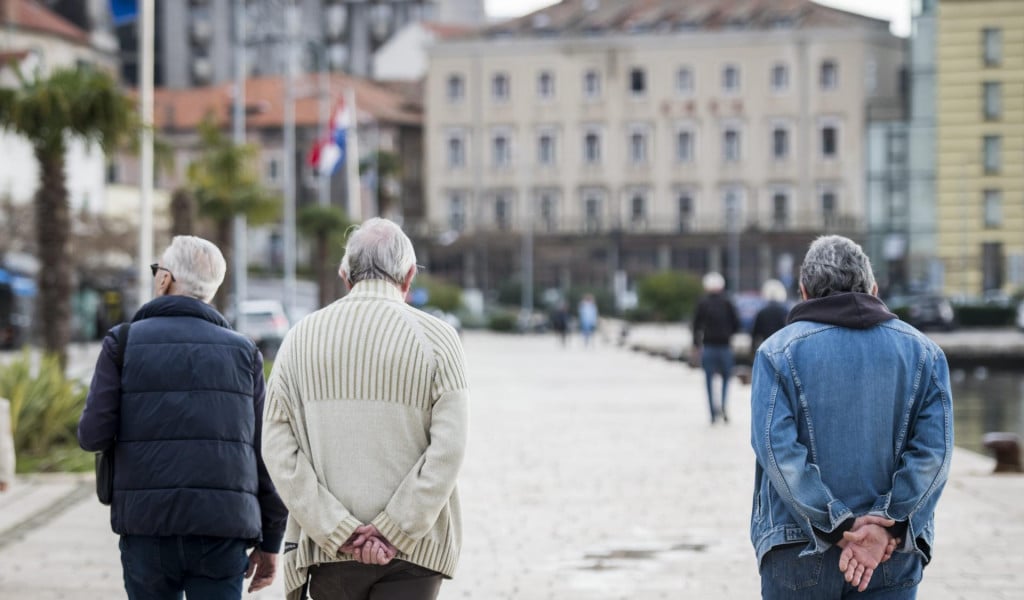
788, 292, 897, 330
345, 279, 406, 303
132, 294, 231, 328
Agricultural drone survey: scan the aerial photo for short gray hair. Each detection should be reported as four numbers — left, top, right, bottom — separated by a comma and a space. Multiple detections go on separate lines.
761, 279, 787, 303
799, 235, 876, 299
703, 271, 725, 292
339, 218, 417, 286
161, 235, 226, 303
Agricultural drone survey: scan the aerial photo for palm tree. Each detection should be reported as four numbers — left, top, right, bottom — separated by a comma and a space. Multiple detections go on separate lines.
0, 66, 136, 366
298, 204, 350, 309
187, 117, 279, 314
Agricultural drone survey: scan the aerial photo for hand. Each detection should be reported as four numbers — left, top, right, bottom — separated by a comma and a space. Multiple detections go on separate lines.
837, 516, 896, 592
245, 549, 278, 593
339, 524, 397, 565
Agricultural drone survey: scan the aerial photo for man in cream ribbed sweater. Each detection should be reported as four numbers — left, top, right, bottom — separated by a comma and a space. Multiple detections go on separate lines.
263, 218, 469, 600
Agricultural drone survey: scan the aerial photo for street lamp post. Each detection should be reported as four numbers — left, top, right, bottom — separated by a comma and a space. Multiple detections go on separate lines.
137, 0, 154, 308
232, 0, 247, 319
282, 1, 297, 318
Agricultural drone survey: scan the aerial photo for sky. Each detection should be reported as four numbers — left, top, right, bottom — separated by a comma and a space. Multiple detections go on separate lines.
485, 0, 913, 37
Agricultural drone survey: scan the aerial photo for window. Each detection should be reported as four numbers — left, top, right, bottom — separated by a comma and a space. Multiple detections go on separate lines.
984, 135, 1001, 173
446, 74, 464, 103
447, 134, 465, 168
492, 73, 510, 102
772, 191, 788, 229
724, 128, 740, 162
984, 82, 1001, 120
677, 191, 694, 232
630, 191, 646, 226
820, 60, 838, 90
584, 130, 601, 164
821, 190, 838, 224
492, 133, 510, 167
771, 63, 788, 92
538, 192, 557, 231
722, 65, 740, 92
537, 70, 554, 99
538, 133, 555, 166
676, 67, 694, 95
629, 130, 648, 165
983, 28, 1001, 66
583, 69, 601, 99
449, 192, 466, 231
676, 130, 694, 163
821, 125, 838, 158
494, 194, 510, 230
984, 189, 1002, 228
583, 191, 602, 233
629, 67, 646, 96
772, 127, 789, 159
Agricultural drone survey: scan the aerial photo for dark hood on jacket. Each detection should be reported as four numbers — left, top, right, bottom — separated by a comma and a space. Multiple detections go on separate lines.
787, 292, 897, 330
132, 294, 231, 329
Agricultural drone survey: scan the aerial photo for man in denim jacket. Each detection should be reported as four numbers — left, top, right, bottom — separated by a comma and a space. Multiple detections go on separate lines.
750, 236, 952, 599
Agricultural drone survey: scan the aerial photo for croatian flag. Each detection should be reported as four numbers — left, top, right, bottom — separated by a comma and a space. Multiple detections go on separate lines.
307, 98, 353, 176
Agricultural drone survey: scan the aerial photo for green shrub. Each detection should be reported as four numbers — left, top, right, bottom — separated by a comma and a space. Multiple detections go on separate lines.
487, 311, 518, 332
953, 305, 1016, 327
0, 352, 89, 472
414, 274, 463, 313
637, 271, 702, 322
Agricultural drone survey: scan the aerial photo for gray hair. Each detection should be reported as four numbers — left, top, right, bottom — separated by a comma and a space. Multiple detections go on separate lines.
339, 218, 417, 286
761, 279, 787, 303
799, 235, 876, 299
703, 271, 725, 293
161, 235, 226, 303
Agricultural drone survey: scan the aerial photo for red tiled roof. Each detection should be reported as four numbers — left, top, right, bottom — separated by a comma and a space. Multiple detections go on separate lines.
0, 0, 90, 45
421, 21, 477, 40
151, 73, 422, 132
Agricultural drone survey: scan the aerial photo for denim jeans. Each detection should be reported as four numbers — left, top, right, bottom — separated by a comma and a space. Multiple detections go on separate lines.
701, 344, 734, 422
119, 535, 249, 600
760, 543, 922, 600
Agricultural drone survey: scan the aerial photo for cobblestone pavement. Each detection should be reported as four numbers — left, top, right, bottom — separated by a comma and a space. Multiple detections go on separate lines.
1, 331, 1021, 598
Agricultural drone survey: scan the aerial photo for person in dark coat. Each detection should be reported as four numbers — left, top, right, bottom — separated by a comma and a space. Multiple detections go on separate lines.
550, 301, 569, 346
692, 271, 740, 424
78, 235, 287, 599
751, 279, 790, 353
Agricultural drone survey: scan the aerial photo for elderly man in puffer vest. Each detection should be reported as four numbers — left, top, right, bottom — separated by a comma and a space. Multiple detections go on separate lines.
78, 235, 288, 599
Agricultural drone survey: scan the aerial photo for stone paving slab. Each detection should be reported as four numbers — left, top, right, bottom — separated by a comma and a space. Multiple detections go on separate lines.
0, 331, 1021, 599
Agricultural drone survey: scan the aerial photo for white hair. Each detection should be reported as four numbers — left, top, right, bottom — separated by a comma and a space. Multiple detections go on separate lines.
703, 271, 725, 293
339, 218, 417, 286
761, 279, 787, 303
161, 235, 226, 303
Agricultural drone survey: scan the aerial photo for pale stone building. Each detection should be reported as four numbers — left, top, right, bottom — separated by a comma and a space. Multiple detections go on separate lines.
424, 0, 905, 294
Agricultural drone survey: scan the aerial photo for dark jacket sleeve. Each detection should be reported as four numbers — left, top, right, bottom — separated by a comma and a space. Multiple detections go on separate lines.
692, 299, 706, 346
251, 350, 288, 552
78, 332, 122, 452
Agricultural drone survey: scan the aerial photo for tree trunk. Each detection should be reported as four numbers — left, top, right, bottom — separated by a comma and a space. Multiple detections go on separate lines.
214, 216, 233, 315
316, 230, 331, 308
34, 147, 72, 368
170, 189, 195, 237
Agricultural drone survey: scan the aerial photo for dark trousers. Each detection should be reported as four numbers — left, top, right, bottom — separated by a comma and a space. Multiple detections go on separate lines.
119, 535, 249, 600
309, 560, 443, 600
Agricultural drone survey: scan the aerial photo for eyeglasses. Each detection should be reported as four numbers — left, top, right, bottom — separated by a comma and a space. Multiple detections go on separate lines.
150, 263, 176, 282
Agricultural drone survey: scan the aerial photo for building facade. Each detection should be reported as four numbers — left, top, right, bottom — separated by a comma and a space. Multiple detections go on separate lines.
424, 0, 905, 295
936, 0, 1024, 297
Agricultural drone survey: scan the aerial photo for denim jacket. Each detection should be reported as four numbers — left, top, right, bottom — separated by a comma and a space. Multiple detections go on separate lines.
750, 292, 953, 566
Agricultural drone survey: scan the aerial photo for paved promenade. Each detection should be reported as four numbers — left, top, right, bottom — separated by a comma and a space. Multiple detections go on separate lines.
1, 331, 1022, 598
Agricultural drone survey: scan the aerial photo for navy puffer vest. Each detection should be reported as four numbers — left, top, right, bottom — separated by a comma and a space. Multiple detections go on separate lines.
112, 295, 262, 542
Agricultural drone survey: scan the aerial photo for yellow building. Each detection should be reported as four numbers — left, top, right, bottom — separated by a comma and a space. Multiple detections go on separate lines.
936, 0, 1024, 297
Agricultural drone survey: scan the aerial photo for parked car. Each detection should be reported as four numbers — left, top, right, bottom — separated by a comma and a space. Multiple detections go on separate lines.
235, 300, 291, 357
888, 294, 956, 331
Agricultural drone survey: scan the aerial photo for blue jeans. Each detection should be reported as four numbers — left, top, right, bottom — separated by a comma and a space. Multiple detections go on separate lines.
119, 535, 249, 600
701, 344, 733, 422
760, 543, 922, 599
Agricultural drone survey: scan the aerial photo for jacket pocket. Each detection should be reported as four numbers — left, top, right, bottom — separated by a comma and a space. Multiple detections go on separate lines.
881, 551, 924, 589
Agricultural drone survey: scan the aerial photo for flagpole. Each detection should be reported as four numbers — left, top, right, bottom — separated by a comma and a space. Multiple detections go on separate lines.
282, 1, 297, 319
345, 86, 361, 222
137, 0, 154, 309
232, 0, 247, 319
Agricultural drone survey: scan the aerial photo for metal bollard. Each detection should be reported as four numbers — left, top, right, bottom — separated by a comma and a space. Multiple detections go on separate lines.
982, 432, 1023, 474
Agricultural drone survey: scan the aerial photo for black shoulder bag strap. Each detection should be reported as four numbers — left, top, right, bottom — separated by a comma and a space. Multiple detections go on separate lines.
95, 322, 129, 505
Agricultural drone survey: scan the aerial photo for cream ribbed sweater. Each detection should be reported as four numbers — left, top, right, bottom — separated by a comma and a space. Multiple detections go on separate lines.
262, 280, 469, 596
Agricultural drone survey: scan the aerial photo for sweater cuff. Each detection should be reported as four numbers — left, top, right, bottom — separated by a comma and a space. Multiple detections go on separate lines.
326, 514, 365, 556
370, 511, 418, 556
259, 529, 285, 553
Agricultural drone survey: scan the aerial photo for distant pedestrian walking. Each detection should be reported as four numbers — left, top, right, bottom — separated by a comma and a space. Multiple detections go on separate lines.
750, 279, 789, 352
692, 272, 739, 424
0, 397, 14, 492
751, 235, 953, 598
78, 235, 287, 599
262, 218, 469, 600
578, 294, 598, 346
550, 301, 570, 346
